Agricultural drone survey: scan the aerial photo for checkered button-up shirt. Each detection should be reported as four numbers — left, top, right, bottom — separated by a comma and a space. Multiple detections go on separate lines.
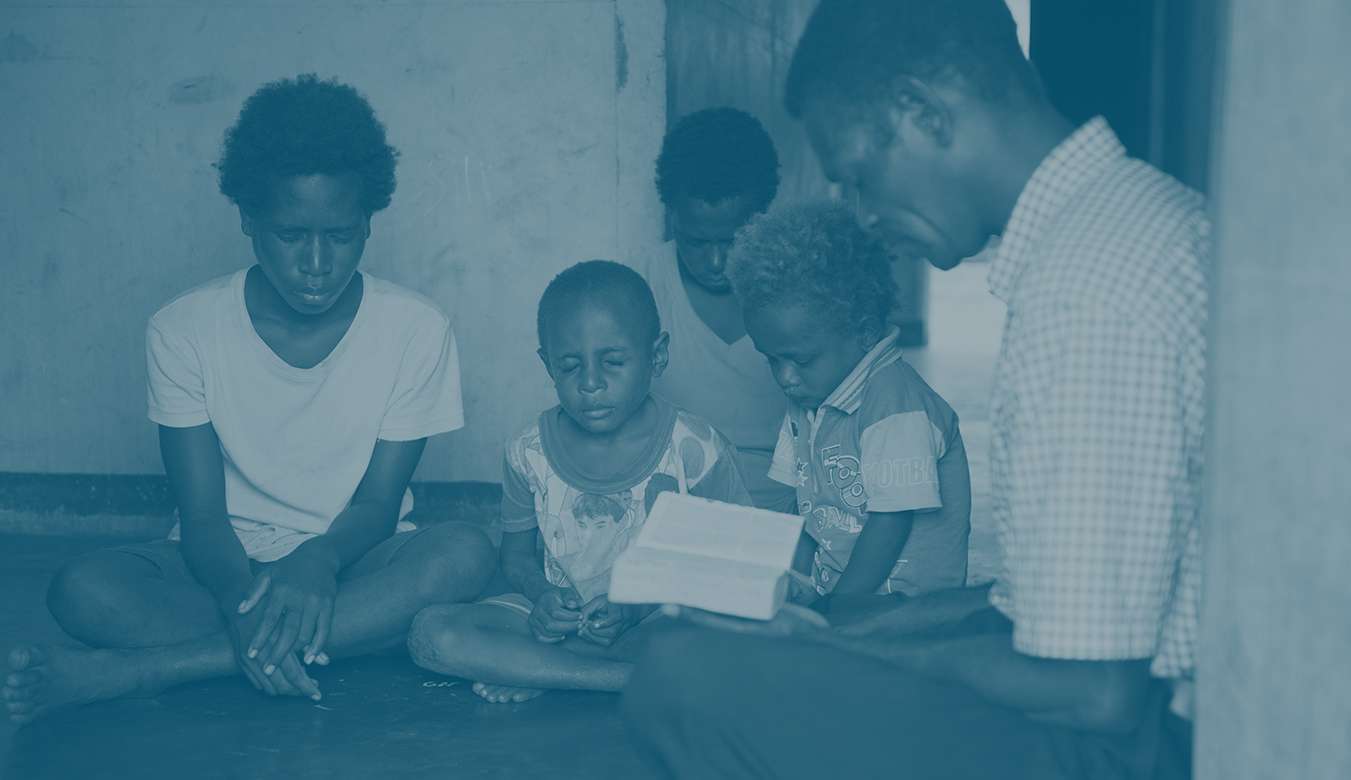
986, 118, 1207, 688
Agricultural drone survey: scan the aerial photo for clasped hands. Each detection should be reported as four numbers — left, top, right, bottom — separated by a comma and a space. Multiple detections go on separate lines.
225, 552, 337, 700
528, 587, 642, 647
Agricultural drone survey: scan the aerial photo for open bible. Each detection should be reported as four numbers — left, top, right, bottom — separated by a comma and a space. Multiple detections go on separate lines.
607, 491, 805, 620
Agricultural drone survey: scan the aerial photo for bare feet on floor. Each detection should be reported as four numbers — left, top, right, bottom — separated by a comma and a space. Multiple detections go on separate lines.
3, 645, 150, 726
472, 681, 546, 704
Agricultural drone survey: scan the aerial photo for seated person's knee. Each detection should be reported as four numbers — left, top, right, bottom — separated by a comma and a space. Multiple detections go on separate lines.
407, 604, 486, 672
406, 522, 497, 601
625, 629, 714, 709
45, 552, 140, 641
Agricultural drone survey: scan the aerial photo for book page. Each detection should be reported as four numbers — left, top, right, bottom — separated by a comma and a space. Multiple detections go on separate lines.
607, 547, 788, 620
634, 492, 803, 570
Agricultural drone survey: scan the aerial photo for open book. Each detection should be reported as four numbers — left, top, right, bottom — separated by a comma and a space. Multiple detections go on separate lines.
607, 492, 804, 620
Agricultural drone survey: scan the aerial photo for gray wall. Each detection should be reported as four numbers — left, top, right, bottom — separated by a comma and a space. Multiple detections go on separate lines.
0, 0, 665, 483
665, 0, 824, 205
664, 0, 932, 344
1198, 0, 1351, 776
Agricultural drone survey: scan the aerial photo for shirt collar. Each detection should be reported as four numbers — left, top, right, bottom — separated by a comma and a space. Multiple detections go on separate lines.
988, 116, 1126, 304
819, 326, 903, 415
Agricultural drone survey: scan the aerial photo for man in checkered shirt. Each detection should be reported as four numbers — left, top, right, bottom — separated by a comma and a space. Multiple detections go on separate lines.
622, 1, 1203, 778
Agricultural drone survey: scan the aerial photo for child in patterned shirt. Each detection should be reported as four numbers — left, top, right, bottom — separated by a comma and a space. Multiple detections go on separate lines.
408, 260, 752, 702
727, 199, 972, 614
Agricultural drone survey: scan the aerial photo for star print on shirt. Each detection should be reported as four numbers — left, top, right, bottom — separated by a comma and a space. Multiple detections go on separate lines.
795, 461, 809, 487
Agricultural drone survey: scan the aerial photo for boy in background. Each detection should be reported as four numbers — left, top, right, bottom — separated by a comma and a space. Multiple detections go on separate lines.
5, 75, 494, 725
728, 199, 971, 610
631, 108, 797, 513
407, 261, 751, 703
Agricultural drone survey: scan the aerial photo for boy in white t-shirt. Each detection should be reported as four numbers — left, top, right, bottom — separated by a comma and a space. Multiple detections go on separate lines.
4, 75, 495, 726
632, 108, 797, 514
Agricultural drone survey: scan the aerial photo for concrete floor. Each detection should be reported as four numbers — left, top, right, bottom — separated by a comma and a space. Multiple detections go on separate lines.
0, 537, 654, 780
0, 263, 1005, 780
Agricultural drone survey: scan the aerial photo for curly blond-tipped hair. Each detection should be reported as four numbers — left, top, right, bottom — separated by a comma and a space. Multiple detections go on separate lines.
727, 199, 901, 333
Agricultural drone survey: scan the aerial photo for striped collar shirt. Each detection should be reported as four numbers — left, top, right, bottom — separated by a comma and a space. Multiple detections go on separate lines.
985, 118, 1208, 699
817, 326, 904, 415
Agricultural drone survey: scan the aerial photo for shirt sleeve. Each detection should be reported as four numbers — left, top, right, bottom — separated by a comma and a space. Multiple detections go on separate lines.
688, 432, 754, 507
859, 412, 944, 513
499, 446, 539, 534
378, 317, 465, 441
997, 304, 1188, 661
767, 412, 797, 487
145, 316, 211, 428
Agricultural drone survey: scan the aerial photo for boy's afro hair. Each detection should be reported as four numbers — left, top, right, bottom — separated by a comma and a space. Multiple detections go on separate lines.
537, 260, 662, 352
727, 199, 901, 334
785, 0, 1037, 117
217, 74, 399, 214
655, 108, 780, 213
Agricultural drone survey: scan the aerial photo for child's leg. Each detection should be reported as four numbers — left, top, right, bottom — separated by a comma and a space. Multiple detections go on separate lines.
407, 601, 665, 703
323, 521, 497, 656
4, 522, 495, 725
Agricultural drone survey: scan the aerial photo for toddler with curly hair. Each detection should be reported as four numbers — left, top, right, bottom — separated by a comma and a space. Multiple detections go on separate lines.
727, 199, 972, 613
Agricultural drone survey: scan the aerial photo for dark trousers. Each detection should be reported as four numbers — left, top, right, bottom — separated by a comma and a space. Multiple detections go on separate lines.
621, 628, 1191, 780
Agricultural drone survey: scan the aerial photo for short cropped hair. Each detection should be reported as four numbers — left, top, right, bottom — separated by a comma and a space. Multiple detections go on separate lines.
727, 199, 899, 333
785, 0, 1038, 117
655, 108, 780, 213
537, 260, 662, 352
217, 74, 399, 214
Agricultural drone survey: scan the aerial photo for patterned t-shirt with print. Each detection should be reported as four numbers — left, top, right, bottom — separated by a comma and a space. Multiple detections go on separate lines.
501, 395, 752, 602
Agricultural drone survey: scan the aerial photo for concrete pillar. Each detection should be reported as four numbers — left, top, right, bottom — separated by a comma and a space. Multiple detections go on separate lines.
1198, 1, 1351, 777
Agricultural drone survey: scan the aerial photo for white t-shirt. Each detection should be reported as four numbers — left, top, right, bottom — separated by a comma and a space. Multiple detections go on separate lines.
146, 268, 464, 561
630, 241, 796, 513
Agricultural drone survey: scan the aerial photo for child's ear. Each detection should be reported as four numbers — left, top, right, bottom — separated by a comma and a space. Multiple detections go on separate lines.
536, 347, 554, 379
650, 332, 671, 378
856, 316, 884, 353
239, 206, 256, 238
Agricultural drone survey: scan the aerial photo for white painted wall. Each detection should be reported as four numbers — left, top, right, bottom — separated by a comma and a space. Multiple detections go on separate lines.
0, 0, 665, 483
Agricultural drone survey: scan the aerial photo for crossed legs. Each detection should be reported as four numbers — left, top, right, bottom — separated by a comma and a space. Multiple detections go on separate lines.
408, 601, 668, 703
3, 522, 495, 725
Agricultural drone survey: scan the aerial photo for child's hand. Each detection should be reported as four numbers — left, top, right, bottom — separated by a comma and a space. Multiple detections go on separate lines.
786, 569, 822, 607
577, 596, 641, 647
237, 554, 338, 674
529, 587, 584, 643
223, 607, 322, 700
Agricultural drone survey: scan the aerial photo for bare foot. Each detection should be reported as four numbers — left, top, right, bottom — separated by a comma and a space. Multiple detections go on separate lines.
472, 681, 546, 704
4, 645, 149, 726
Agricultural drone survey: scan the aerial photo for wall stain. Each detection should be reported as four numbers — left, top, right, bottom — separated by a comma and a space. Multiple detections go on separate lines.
58, 207, 88, 225
41, 256, 62, 291
0, 33, 43, 63
169, 76, 231, 105
614, 15, 628, 92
